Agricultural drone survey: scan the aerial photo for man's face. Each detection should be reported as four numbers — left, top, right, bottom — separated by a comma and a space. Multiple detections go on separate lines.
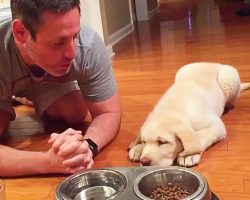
25, 7, 80, 77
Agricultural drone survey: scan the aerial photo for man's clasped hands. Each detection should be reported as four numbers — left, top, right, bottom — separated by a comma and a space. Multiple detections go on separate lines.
46, 128, 94, 174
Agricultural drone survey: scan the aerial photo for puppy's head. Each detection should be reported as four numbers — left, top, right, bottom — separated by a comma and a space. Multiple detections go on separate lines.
139, 114, 184, 166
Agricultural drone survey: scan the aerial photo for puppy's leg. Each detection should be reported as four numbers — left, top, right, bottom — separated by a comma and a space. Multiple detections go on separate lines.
175, 122, 206, 157
217, 65, 241, 106
128, 143, 143, 162
177, 116, 226, 166
177, 152, 203, 167
128, 133, 143, 162
128, 132, 141, 149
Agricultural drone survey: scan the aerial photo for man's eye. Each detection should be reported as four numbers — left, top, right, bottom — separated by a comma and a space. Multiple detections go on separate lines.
73, 33, 79, 40
52, 42, 63, 47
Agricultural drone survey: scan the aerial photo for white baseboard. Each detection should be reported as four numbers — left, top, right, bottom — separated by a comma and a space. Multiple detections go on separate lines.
132, 12, 136, 21
108, 23, 134, 47
148, 7, 158, 20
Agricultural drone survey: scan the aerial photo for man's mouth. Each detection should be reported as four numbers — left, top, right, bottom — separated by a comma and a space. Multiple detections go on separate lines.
60, 62, 72, 69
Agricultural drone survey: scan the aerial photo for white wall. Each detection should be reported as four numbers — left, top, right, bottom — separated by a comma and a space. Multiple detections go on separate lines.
0, 2, 11, 19
80, 0, 135, 56
80, 0, 116, 55
0, 0, 10, 3
80, 0, 105, 41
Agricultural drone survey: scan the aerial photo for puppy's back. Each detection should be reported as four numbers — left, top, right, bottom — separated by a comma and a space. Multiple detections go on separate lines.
175, 62, 222, 84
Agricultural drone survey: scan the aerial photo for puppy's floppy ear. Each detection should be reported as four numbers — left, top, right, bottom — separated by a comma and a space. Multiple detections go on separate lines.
175, 122, 204, 157
128, 131, 142, 151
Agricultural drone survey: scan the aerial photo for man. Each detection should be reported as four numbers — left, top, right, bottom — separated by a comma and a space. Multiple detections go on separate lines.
0, 0, 121, 177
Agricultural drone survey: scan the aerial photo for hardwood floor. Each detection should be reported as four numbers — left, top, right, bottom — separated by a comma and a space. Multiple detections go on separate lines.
112, 1, 250, 199
3, 0, 250, 199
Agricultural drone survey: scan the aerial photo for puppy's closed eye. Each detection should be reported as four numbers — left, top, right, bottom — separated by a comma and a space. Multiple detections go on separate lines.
158, 140, 169, 146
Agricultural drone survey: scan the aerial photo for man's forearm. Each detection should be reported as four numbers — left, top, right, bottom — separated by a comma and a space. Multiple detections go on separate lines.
83, 111, 121, 151
0, 145, 50, 177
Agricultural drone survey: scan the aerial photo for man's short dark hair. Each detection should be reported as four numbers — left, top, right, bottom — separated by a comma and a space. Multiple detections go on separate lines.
11, 0, 81, 40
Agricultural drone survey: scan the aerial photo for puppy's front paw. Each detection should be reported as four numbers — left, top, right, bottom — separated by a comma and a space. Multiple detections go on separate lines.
177, 153, 202, 167
128, 140, 138, 150
128, 144, 143, 162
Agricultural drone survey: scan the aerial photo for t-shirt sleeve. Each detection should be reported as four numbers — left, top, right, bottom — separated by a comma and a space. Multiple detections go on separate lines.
77, 29, 117, 102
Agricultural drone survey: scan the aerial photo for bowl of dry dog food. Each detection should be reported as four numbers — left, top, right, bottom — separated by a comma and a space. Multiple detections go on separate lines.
133, 166, 213, 200
55, 166, 218, 200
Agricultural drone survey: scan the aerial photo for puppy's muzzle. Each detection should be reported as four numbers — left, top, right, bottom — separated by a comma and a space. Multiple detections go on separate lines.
140, 158, 152, 166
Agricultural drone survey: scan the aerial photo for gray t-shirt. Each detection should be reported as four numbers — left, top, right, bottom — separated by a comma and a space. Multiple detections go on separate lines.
0, 17, 116, 119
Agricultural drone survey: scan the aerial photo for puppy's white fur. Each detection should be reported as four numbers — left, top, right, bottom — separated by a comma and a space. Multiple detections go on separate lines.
128, 62, 250, 167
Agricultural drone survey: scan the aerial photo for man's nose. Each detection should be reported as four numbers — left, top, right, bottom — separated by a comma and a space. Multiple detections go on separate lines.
64, 40, 76, 59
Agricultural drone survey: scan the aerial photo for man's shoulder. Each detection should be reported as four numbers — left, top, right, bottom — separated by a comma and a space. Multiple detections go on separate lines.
0, 16, 12, 35
0, 16, 12, 46
78, 24, 104, 50
0, 17, 13, 68
80, 24, 96, 35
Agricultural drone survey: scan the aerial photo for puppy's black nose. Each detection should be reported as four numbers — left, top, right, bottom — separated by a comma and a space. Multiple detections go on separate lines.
140, 158, 151, 166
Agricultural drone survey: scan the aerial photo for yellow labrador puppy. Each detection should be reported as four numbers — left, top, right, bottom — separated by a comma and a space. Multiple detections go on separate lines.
128, 62, 250, 167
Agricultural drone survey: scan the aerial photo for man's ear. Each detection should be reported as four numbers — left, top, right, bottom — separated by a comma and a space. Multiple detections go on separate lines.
175, 123, 204, 157
12, 19, 30, 46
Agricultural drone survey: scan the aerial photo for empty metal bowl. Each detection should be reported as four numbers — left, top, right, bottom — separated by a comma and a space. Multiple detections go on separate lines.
55, 169, 127, 200
133, 166, 211, 200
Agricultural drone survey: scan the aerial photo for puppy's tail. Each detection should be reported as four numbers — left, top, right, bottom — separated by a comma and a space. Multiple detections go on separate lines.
240, 82, 250, 92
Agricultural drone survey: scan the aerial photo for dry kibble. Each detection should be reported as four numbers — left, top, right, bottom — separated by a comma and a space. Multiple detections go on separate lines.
149, 183, 191, 200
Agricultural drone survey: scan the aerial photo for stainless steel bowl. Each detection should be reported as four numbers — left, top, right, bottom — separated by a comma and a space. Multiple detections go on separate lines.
133, 166, 211, 200
55, 166, 217, 200
55, 169, 127, 200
